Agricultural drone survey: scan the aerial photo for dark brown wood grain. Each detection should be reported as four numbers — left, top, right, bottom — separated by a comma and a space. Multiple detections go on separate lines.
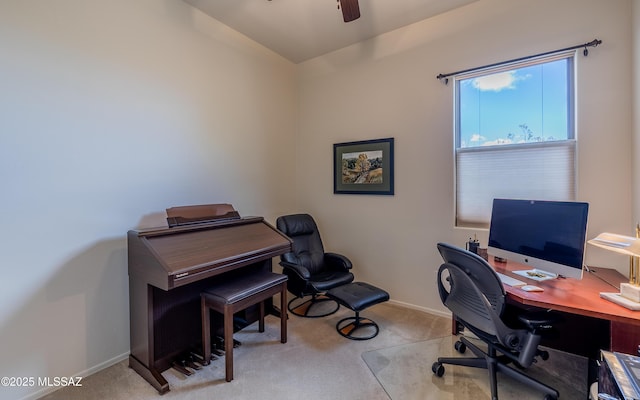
127, 217, 292, 393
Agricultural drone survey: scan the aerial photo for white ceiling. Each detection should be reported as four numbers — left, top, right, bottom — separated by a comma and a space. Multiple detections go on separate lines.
183, 0, 478, 64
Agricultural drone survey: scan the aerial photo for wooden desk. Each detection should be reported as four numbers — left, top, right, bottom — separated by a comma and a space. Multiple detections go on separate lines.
491, 259, 640, 357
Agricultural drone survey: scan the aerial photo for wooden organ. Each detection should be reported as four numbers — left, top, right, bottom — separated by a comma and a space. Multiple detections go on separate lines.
127, 205, 291, 393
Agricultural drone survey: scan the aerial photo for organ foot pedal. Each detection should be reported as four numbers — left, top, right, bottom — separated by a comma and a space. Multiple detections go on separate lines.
170, 338, 243, 377
171, 360, 194, 376
171, 350, 210, 376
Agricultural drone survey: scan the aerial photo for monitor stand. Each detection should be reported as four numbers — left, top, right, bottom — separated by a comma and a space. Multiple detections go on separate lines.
513, 269, 557, 282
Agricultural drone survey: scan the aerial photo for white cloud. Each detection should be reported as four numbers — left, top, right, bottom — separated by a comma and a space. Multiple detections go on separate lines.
482, 138, 514, 146
470, 133, 485, 142
472, 71, 516, 92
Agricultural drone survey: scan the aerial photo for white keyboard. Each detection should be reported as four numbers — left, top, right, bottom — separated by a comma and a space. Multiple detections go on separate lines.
496, 272, 526, 287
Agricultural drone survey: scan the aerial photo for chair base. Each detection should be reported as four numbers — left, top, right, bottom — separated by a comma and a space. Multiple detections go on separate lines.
336, 313, 379, 340
288, 294, 340, 318
433, 336, 558, 400
325, 282, 389, 340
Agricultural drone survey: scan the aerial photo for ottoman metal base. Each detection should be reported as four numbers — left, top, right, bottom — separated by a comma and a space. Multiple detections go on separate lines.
336, 312, 380, 340
326, 282, 389, 340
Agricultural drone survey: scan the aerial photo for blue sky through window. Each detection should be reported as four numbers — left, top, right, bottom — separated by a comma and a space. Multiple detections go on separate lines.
458, 58, 570, 148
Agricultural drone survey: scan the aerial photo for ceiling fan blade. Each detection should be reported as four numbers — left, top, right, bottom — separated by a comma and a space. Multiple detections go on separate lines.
339, 0, 360, 23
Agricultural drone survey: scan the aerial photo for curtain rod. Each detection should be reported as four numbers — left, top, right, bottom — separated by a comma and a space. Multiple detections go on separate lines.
436, 39, 602, 84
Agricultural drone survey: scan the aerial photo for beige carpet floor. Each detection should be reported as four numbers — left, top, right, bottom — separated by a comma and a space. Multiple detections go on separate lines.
40, 301, 584, 400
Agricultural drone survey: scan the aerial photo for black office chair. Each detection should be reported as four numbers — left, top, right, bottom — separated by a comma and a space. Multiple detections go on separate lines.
276, 214, 354, 317
432, 243, 559, 400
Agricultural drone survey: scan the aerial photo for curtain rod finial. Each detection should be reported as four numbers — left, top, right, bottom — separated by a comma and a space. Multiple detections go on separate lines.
583, 39, 602, 56
436, 74, 449, 85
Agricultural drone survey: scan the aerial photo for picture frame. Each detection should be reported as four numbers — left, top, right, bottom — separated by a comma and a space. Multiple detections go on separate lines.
333, 138, 394, 195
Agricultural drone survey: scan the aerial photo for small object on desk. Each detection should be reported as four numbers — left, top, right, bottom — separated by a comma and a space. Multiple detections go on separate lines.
513, 268, 556, 282
521, 285, 544, 292
600, 292, 640, 311
467, 238, 479, 254
494, 256, 507, 263
495, 271, 526, 287
620, 282, 640, 303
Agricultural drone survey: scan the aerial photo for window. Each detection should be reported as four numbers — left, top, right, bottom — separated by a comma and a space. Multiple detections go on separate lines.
455, 52, 576, 228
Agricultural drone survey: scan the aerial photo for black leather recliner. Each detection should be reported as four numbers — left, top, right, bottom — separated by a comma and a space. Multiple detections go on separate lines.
432, 242, 559, 400
276, 214, 354, 317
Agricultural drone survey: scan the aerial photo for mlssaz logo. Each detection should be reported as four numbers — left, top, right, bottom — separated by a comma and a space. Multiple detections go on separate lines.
38, 376, 83, 387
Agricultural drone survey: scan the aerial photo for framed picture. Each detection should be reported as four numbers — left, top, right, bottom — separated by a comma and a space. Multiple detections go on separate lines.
333, 138, 394, 195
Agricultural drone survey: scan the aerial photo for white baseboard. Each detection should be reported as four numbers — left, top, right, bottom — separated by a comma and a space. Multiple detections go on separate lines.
387, 298, 452, 319
19, 352, 130, 400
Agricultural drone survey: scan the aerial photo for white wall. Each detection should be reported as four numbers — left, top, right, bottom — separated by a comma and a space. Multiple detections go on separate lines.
297, 0, 634, 314
0, 1, 296, 399
634, 1, 640, 224
1, 1, 637, 398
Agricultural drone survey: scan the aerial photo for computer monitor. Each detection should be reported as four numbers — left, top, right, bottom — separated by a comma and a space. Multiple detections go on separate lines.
487, 199, 589, 280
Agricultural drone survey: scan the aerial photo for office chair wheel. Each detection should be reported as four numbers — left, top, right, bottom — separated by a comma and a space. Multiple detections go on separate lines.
543, 395, 557, 400
454, 340, 466, 353
431, 362, 445, 377
538, 349, 549, 361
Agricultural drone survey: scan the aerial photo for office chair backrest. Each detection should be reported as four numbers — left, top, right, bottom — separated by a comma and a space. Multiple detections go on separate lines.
437, 243, 506, 314
276, 214, 326, 275
434, 243, 559, 398
437, 243, 518, 346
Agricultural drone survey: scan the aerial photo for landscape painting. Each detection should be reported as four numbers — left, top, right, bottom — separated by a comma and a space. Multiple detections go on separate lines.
333, 138, 394, 195
341, 150, 383, 184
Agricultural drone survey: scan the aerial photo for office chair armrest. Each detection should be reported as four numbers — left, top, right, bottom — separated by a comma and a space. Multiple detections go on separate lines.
508, 311, 556, 367
517, 311, 556, 332
511, 331, 543, 368
499, 311, 556, 368
324, 253, 353, 270
279, 261, 311, 280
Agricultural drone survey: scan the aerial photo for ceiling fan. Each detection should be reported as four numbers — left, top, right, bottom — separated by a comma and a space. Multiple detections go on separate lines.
337, 0, 360, 23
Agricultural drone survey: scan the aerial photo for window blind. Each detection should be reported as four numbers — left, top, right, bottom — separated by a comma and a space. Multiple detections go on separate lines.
456, 140, 576, 228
